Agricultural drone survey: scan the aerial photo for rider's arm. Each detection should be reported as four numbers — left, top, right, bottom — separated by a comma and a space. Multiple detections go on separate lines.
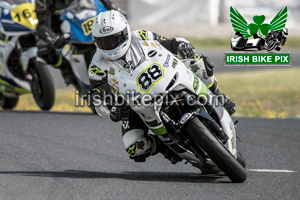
134, 30, 196, 58
35, 0, 58, 46
88, 52, 115, 118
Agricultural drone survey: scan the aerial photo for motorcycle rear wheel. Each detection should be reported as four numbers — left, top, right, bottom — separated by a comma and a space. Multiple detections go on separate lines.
0, 94, 19, 109
184, 117, 247, 183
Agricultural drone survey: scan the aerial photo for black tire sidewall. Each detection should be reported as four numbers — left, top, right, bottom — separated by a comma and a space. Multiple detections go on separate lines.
31, 61, 55, 110
184, 117, 247, 183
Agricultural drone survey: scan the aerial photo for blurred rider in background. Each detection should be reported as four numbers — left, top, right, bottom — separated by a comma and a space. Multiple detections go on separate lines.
35, 0, 126, 85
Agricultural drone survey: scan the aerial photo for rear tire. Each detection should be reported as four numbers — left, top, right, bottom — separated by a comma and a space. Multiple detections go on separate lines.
184, 117, 247, 183
0, 94, 19, 109
29, 61, 55, 110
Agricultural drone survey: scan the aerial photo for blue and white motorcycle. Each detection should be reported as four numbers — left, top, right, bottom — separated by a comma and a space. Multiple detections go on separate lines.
58, 0, 107, 109
0, 0, 55, 110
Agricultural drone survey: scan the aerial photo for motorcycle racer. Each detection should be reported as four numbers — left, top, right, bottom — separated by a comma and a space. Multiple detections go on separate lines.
35, 0, 126, 85
89, 10, 236, 162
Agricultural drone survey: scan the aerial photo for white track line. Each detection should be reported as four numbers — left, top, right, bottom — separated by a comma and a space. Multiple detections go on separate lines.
247, 169, 297, 173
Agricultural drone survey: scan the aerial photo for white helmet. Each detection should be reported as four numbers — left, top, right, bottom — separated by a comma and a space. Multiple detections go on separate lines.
92, 10, 131, 60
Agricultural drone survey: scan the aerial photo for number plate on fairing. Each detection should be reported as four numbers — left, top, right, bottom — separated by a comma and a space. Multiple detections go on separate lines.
136, 62, 165, 93
10, 3, 37, 30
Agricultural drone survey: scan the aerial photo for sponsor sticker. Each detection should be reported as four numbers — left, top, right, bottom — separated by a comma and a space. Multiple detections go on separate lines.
148, 50, 157, 57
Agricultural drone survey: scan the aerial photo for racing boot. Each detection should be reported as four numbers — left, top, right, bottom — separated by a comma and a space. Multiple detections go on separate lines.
210, 80, 236, 115
129, 135, 182, 164
190, 56, 236, 115
127, 135, 157, 162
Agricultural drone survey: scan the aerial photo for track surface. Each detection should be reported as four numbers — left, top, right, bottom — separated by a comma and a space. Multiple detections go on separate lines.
0, 111, 299, 200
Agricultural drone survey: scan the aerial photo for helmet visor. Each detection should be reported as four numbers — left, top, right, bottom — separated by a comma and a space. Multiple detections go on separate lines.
94, 27, 129, 50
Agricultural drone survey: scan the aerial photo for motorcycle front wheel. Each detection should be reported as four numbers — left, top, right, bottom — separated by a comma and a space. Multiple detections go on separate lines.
184, 117, 247, 183
28, 61, 55, 110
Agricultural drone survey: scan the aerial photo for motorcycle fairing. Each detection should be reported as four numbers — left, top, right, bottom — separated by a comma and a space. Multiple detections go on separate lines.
106, 40, 206, 135
0, 3, 36, 34
60, 1, 106, 43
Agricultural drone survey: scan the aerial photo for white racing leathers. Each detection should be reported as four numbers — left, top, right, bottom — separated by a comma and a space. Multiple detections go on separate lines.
88, 30, 217, 159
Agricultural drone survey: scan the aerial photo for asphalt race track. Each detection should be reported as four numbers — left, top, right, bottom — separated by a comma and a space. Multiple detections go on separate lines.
0, 111, 299, 200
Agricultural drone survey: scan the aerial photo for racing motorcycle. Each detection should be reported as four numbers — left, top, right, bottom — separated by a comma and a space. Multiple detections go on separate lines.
57, 0, 107, 109
0, 0, 55, 110
107, 40, 247, 183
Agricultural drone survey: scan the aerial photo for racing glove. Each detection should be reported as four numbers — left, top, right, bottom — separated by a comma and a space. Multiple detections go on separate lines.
54, 34, 70, 49
110, 105, 130, 122
177, 42, 196, 59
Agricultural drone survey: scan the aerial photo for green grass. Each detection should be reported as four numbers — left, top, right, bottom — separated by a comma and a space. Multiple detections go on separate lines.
2, 68, 300, 118
216, 67, 300, 118
7, 87, 92, 113
187, 36, 300, 49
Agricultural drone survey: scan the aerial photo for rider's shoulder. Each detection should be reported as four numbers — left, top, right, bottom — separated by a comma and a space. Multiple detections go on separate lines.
89, 51, 110, 71
132, 30, 155, 41
88, 53, 109, 80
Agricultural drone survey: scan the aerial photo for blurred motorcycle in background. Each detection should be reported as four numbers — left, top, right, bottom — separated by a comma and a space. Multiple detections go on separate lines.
55, 0, 107, 111
0, 0, 55, 110
0, 0, 106, 111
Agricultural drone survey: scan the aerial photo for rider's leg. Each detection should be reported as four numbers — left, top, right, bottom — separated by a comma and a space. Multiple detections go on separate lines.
121, 110, 181, 163
37, 41, 74, 85
190, 55, 236, 115
121, 110, 158, 162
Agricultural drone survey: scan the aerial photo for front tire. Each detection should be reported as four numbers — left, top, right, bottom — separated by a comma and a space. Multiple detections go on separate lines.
237, 151, 246, 168
29, 61, 55, 110
184, 117, 247, 183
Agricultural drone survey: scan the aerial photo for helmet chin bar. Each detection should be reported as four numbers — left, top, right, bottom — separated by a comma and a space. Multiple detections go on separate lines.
100, 38, 131, 61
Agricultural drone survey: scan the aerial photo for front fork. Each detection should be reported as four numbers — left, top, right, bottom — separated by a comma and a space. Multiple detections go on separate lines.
158, 90, 237, 164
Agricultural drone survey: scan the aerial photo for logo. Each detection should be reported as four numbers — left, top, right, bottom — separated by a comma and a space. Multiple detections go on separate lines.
108, 67, 115, 75
89, 66, 105, 76
148, 50, 157, 57
99, 26, 114, 34
141, 41, 149, 46
122, 120, 130, 129
193, 75, 200, 92
163, 54, 171, 68
172, 58, 178, 68
150, 43, 156, 48
230, 6, 288, 51
108, 77, 119, 91
226, 6, 291, 66
145, 120, 162, 127
154, 41, 163, 50
124, 61, 133, 69
180, 113, 193, 125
